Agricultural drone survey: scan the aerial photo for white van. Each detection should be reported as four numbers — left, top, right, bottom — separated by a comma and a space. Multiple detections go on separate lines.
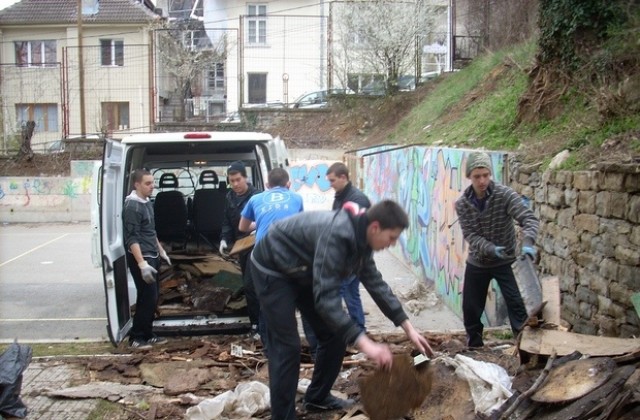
93, 131, 289, 346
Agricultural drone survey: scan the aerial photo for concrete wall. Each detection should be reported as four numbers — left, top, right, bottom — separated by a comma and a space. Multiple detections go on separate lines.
511, 164, 640, 337
0, 161, 97, 223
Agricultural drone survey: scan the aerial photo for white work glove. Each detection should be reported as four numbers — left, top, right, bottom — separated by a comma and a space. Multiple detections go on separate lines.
159, 248, 171, 266
138, 261, 157, 284
219, 240, 228, 256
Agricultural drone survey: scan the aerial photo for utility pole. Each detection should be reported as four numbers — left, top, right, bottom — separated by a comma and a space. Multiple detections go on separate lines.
77, 0, 86, 136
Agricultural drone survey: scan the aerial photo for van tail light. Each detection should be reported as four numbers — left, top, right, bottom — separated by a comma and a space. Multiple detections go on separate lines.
183, 133, 212, 139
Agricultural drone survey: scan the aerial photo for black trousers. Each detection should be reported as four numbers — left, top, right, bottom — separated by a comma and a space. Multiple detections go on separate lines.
251, 264, 347, 420
126, 253, 160, 343
240, 251, 260, 327
462, 263, 527, 347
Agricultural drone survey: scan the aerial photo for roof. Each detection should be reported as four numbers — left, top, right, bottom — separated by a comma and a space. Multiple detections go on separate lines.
0, 0, 160, 26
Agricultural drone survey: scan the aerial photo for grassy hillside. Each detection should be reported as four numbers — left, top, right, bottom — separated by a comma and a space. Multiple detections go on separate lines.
386, 40, 640, 169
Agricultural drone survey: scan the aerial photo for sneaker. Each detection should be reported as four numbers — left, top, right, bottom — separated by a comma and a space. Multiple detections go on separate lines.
129, 339, 152, 350
304, 395, 355, 412
147, 336, 168, 345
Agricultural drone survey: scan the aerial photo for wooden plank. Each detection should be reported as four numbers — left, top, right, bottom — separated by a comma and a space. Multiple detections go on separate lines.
520, 328, 640, 356
541, 276, 561, 326
229, 234, 256, 256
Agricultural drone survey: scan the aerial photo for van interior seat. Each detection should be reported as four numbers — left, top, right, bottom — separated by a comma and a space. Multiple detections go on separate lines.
192, 170, 226, 247
154, 173, 188, 246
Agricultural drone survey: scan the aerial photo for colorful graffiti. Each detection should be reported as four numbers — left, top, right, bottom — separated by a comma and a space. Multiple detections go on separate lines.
289, 160, 335, 211
361, 147, 506, 321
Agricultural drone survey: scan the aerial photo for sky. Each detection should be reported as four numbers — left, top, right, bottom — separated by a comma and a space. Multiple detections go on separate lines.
0, 0, 19, 10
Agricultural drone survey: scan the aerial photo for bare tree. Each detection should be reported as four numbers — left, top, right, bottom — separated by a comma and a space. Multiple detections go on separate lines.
153, 20, 231, 121
332, 0, 439, 93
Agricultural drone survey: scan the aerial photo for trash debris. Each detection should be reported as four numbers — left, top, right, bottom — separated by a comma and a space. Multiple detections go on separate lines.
185, 381, 270, 419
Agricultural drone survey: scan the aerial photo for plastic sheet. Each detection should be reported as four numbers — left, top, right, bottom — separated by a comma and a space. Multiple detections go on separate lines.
442, 354, 512, 415
185, 381, 270, 419
0, 342, 33, 419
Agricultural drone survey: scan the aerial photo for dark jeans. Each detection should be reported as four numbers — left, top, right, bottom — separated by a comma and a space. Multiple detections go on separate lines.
251, 264, 347, 420
240, 251, 260, 327
340, 275, 366, 332
304, 276, 365, 356
462, 263, 528, 347
127, 253, 160, 343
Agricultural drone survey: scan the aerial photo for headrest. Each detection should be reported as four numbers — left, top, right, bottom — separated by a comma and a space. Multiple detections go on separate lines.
159, 173, 179, 188
199, 170, 219, 186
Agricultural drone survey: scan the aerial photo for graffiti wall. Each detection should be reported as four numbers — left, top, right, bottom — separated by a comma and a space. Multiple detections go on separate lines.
358, 147, 506, 323
0, 160, 98, 223
289, 160, 335, 211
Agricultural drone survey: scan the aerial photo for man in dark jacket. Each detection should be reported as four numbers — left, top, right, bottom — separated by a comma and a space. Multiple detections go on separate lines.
326, 162, 370, 331
251, 200, 434, 419
455, 151, 539, 348
219, 160, 260, 333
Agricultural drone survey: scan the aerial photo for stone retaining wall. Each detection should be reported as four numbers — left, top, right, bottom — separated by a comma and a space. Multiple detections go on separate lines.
511, 164, 640, 337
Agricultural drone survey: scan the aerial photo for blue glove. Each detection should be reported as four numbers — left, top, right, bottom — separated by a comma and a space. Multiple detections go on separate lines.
522, 246, 536, 259
494, 246, 509, 259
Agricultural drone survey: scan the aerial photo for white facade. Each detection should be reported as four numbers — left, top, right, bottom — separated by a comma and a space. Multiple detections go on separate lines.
0, 20, 153, 152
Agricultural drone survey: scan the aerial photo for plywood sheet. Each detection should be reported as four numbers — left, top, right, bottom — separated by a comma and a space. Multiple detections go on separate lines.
520, 328, 640, 356
229, 235, 256, 256
541, 276, 561, 326
192, 259, 241, 276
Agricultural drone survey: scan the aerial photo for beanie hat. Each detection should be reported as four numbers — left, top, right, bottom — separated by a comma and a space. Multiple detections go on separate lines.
465, 152, 492, 177
227, 160, 247, 177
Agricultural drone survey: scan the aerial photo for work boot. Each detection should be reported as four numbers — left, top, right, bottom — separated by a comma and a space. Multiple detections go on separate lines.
304, 394, 355, 412
129, 339, 152, 350
147, 336, 168, 346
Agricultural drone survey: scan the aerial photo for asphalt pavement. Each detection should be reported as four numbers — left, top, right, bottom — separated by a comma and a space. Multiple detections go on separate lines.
0, 222, 109, 343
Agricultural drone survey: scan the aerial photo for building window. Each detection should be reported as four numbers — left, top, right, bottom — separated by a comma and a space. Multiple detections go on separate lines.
247, 4, 267, 44
15, 41, 56, 67
247, 73, 267, 103
100, 39, 124, 66
101, 102, 129, 132
15, 104, 59, 132
207, 63, 225, 90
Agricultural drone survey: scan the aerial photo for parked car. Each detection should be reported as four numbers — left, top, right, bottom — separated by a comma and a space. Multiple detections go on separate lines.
289, 88, 352, 109
397, 75, 416, 91
360, 79, 386, 96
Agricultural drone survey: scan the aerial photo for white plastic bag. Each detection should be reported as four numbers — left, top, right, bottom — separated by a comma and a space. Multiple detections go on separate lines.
442, 354, 513, 415
185, 381, 269, 420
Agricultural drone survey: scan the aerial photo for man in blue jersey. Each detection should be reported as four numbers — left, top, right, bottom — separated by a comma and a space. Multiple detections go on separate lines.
239, 167, 304, 350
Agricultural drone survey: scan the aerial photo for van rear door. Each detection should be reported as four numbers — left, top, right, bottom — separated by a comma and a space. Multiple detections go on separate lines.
99, 139, 131, 345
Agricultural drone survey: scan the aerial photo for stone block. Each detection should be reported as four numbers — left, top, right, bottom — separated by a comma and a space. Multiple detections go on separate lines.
577, 191, 596, 214
539, 204, 558, 221
599, 171, 626, 192
542, 170, 552, 184
591, 235, 616, 258
611, 192, 628, 219
614, 246, 640, 265
579, 302, 594, 319
597, 295, 612, 315
588, 270, 609, 296
576, 285, 599, 305
609, 282, 631, 306
574, 214, 599, 233
630, 226, 640, 246
618, 264, 640, 290
521, 185, 534, 199
559, 274, 577, 292
563, 293, 579, 315
564, 188, 578, 207
576, 252, 601, 271
534, 185, 546, 203
556, 170, 573, 186
559, 227, 579, 245
518, 172, 530, 184
627, 195, 640, 223
580, 232, 594, 252
595, 191, 613, 217
597, 316, 620, 337
608, 302, 626, 319
620, 324, 640, 338
572, 319, 597, 335
599, 218, 632, 235
624, 173, 640, 192
573, 171, 596, 190
626, 310, 640, 327
598, 258, 619, 281
547, 186, 565, 207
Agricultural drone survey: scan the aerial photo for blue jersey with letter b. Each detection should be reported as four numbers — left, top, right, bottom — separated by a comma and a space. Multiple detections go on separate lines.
241, 186, 304, 242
